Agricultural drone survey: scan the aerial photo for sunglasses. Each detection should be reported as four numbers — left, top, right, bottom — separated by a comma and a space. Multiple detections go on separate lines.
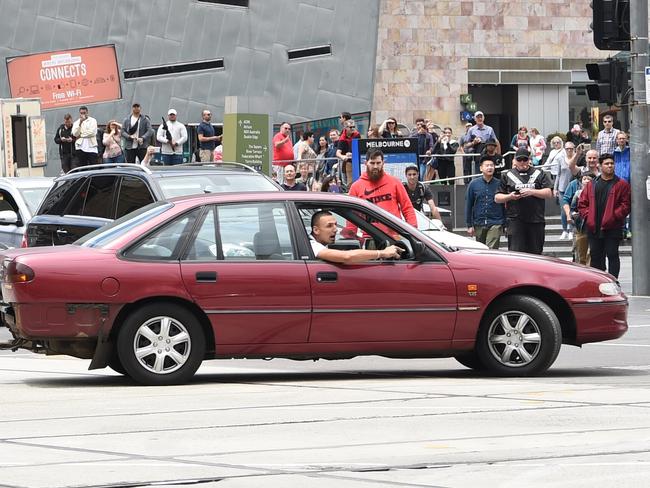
516, 157, 529, 162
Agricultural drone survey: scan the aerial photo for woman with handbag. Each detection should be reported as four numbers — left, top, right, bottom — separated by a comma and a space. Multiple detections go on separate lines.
102, 120, 125, 164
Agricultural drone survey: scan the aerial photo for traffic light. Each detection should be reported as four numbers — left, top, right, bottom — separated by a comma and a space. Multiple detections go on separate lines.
591, 0, 630, 51
586, 59, 627, 104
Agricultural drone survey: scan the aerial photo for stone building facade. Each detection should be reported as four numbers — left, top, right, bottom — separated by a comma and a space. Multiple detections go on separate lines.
372, 0, 611, 143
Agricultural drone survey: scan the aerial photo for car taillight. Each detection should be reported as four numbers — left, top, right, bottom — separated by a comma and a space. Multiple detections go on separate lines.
20, 232, 28, 248
5, 261, 35, 283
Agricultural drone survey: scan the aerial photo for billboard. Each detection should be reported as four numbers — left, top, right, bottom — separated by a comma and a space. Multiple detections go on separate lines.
6, 45, 121, 110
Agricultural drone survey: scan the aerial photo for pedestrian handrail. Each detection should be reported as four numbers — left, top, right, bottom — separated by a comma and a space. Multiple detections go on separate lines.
66, 162, 152, 175
272, 157, 340, 164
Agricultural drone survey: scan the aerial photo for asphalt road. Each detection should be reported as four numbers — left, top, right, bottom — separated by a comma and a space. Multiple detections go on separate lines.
0, 258, 649, 488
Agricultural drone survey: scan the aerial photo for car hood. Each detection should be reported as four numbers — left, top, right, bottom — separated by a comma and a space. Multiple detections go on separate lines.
421, 228, 488, 250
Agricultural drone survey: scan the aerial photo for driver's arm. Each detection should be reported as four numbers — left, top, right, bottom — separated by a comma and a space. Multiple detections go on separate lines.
316, 245, 402, 264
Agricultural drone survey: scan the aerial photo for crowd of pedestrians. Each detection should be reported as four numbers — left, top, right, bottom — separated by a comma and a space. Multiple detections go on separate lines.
53, 103, 634, 277
53, 104, 223, 171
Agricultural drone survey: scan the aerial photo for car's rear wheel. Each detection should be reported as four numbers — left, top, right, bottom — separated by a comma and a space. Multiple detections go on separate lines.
117, 304, 205, 385
107, 349, 126, 375
476, 295, 561, 376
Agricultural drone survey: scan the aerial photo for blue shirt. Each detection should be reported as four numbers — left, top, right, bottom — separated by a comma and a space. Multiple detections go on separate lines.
613, 145, 630, 184
198, 121, 216, 150
465, 176, 505, 227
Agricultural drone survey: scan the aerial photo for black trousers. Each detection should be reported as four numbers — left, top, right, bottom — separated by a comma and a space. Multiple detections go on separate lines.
507, 220, 545, 255
437, 159, 455, 184
75, 150, 97, 167
60, 153, 75, 173
125, 148, 147, 164
588, 228, 622, 278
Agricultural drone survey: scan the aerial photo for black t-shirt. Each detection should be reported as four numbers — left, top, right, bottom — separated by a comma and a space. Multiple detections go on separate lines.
337, 138, 351, 155
281, 182, 307, 191
403, 182, 432, 211
498, 167, 552, 223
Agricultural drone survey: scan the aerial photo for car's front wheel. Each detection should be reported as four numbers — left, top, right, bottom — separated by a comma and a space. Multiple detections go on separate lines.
476, 295, 561, 376
117, 304, 205, 385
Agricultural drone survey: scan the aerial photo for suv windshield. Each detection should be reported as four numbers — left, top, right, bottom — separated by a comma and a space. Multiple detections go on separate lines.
19, 187, 52, 214
157, 173, 278, 198
76, 202, 172, 248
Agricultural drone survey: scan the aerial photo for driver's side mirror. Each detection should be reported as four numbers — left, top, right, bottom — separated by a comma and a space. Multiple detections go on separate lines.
0, 210, 20, 226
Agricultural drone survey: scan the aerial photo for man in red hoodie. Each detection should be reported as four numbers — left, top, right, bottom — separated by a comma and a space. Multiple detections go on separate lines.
346, 149, 416, 238
578, 153, 631, 278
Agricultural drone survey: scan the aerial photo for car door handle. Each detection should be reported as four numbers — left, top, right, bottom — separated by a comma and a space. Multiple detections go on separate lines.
195, 271, 218, 283
56, 229, 68, 235
316, 271, 338, 283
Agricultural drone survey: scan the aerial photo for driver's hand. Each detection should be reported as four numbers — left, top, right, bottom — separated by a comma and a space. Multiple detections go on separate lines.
381, 245, 403, 259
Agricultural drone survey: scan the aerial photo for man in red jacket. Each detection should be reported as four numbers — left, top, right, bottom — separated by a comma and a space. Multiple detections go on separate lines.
578, 153, 631, 278
345, 149, 416, 240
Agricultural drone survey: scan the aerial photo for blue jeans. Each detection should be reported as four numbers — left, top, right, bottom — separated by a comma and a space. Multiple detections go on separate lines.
104, 154, 125, 164
162, 153, 183, 165
558, 191, 572, 232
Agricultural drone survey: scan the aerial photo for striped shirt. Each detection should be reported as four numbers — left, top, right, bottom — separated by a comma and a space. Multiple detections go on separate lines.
596, 128, 619, 155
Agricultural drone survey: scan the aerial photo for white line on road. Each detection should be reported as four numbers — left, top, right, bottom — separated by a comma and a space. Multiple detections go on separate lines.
589, 343, 650, 347
628, 324, 650, 328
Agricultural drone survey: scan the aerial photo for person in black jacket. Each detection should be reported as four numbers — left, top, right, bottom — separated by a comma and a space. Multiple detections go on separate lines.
53, 114, 76, 173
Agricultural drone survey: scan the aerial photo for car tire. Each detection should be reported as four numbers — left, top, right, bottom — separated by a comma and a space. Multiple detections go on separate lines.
476, 295, 561, 376
454, 352, 486, 371
107, 349, 126, 375
117, 304, 205, 385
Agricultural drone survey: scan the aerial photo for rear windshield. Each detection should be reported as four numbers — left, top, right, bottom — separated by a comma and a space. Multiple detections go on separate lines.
157, 173, 278, 199
76, 202, 172, 248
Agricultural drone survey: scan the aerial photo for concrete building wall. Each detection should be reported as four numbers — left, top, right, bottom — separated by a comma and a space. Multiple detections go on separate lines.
0, 0, 380, 174
372, 0, 609, 135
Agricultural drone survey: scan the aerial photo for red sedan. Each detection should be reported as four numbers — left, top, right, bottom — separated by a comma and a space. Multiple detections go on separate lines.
0, 192, 627, 385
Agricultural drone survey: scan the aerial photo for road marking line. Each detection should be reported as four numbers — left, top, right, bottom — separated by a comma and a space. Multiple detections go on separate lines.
627, 324, 650, 328
589, 343, 650, 347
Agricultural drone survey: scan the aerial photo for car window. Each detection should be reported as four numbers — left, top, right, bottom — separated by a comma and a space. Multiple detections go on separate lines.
115, 176, 155, 218
217, 202, 294, 261
298, 205, 437, 262
124, 209, 200, 260
65, 175, 116, 219
0, 190, 18, 213
77, 202, 172, 248
184, 207, 218, 261
18, 187, 51, 214
156, 173, 278, 199
38, 178, 88, 215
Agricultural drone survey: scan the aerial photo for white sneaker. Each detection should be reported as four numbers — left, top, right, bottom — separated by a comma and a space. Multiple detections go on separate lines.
559, 231, 568, 240
567, 231, 574, 240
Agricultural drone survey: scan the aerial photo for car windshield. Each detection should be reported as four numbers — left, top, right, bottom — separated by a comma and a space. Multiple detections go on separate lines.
76, 202, 173, 248
19, 186, 52, 214
157, 174, 278, 199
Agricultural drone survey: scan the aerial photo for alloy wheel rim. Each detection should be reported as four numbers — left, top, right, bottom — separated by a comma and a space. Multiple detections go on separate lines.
487, 310, 541, 367
132, 316, 191, 375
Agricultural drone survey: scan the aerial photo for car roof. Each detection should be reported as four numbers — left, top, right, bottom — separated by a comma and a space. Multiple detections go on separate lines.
0, 177, 54, 188
168, 191, 360, 207
55, 162, 263, 181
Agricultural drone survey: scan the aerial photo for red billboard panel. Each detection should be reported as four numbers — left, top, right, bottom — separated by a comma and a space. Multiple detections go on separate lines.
6, 45, 122, 110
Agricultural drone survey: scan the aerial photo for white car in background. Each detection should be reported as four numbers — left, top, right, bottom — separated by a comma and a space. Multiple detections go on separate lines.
0, 177, 54, 249
415, 210, 488, 250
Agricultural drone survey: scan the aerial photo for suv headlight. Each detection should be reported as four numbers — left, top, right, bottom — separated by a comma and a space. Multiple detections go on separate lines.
599, 281, 621, 296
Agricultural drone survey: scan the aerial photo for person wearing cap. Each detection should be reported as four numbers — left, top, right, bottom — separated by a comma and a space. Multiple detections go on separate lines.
336, 120, 360, 187
403, 165, 441, 220
122, 103, 154, 164
465, 111, 500, 181
495, 147, 553, 254
156, 109, 188, 165
465, 155, 506, 249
